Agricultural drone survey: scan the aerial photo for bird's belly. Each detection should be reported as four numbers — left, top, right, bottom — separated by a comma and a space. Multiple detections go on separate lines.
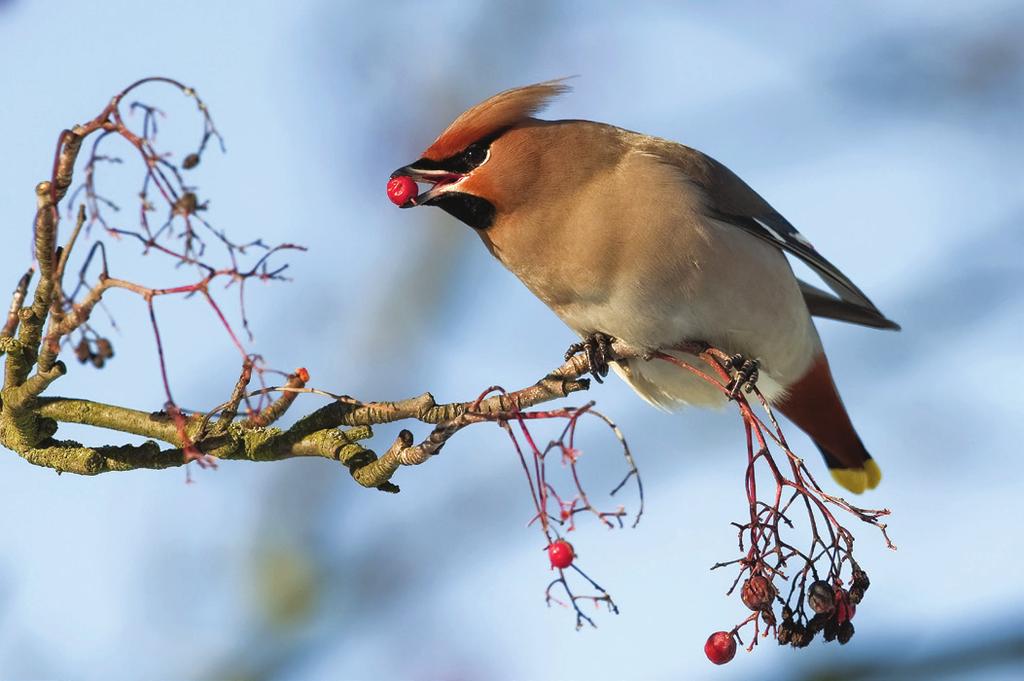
545, 222, 821, 409
562, 299, 813, 409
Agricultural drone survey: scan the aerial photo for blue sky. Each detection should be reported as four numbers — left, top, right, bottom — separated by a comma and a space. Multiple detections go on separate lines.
1, 1, 1021, 679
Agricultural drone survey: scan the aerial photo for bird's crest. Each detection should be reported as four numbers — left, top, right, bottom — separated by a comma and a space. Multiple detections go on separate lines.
423, 79, 571, 160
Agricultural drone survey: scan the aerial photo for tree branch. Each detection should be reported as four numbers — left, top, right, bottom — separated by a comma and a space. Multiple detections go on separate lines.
18, 348, 598, 487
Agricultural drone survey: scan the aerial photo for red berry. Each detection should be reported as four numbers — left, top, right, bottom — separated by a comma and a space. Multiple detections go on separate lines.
835, 589, 857, 623
387, 175, 418, 206
547, 540, 574, 569
295, 367, 310, 383
704, 631, 737, 665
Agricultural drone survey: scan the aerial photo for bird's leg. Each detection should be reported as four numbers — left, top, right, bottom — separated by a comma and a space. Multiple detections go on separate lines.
565, 332, 616, 383
724, 353, 760, 399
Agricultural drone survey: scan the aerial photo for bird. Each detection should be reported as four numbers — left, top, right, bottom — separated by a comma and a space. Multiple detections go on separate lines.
389, 80, 899, 494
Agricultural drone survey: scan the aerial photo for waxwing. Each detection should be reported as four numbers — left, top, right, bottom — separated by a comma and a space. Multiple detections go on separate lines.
390, 81, 898, 494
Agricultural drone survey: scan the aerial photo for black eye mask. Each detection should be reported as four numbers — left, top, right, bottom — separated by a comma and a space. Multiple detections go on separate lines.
408, 129, 506, 175
427, 193, 496, 231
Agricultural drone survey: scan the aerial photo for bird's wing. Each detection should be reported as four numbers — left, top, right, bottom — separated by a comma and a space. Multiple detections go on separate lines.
651, 141, 898, 328
797, 280, 901, 330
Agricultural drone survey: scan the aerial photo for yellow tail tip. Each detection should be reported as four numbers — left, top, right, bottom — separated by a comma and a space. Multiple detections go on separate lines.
864, 459, 882, 489
830, 460, 882, 494
830, 468, 867, 494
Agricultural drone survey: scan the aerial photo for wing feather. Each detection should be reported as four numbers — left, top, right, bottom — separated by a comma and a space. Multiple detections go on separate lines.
797, 280, 901, 330
646, 139, 898, 328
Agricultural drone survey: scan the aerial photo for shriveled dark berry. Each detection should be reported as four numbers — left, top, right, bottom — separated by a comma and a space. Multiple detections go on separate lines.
808, 580, 836, 614
90, 354, 105, 369
741, 575, 777, 611
852, 568, 870, 591
781, 605, 793, 621
74, 338, 91, 363
849, 586, 865, 605
790, 624, 813, 648
96, 338, 114, 359
808, 613, 828, 635
173, 191, 199, 216
182, 153, 200, 169
777, 621, 793, 645
837, 621, 855, 644
823, 617, 838, 642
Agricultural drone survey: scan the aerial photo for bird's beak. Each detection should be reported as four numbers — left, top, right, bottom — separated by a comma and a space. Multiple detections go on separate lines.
389, 164, 466, 208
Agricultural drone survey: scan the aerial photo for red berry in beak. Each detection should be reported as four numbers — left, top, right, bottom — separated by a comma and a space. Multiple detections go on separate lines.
387, 175, 417, 206
547, 539, 574, 569
704, 631, 737, 665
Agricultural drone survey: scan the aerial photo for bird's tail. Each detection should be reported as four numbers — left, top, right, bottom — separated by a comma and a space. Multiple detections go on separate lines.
776, 354, 882, 495
815, 440, 882, 495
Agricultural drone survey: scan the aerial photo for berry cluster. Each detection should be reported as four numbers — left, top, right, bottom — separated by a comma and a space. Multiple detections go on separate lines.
703, 567, 870, 663
651, 347, 894, 666
777, 568, 869, 648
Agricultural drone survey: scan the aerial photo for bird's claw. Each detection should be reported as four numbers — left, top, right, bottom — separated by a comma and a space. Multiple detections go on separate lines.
565, 332, 616, 383
725, 353, 760, 399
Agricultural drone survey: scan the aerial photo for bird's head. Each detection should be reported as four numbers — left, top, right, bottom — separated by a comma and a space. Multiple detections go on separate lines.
390, 80, 571, 231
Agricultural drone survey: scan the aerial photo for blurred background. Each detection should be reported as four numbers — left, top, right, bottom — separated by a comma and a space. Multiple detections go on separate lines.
1, 1, 1022, 679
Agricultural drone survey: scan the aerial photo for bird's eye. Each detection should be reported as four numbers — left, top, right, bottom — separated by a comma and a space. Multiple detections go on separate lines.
463, 143, 488, 167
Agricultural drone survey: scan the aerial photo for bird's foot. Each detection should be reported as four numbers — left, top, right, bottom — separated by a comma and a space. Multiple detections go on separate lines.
724, 353, 760, 399
565, 332, 616, 383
